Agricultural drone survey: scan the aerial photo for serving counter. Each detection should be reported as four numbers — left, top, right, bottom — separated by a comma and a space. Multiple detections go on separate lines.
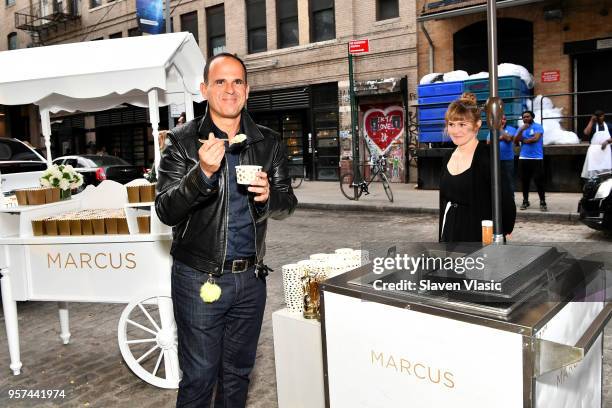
320, 243, 611, 408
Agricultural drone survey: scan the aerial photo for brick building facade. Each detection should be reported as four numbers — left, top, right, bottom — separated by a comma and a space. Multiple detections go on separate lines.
415, 0, 612, 192
0, 0, 418, 181
417, 0, 612, 132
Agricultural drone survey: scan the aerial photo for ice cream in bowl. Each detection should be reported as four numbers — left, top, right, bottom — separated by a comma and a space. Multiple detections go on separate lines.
235, 165, 262, 185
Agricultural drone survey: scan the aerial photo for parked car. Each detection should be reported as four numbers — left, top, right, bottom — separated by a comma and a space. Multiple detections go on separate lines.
52, 155, 145, 189
578, 174, 612, 231
0, 138, 47, 195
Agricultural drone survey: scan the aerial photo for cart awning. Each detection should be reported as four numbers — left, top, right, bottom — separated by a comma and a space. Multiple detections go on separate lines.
0, 32, 205, 112
0, 32, 205, 167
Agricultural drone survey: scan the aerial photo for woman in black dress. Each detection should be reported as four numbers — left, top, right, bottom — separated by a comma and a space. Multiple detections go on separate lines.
439, 93, 516, 242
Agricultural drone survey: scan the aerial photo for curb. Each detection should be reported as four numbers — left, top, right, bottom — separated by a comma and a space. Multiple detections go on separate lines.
297, 202, 581, 223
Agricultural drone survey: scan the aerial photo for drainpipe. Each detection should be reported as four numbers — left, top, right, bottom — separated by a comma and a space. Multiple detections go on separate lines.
420, 22, 435, 73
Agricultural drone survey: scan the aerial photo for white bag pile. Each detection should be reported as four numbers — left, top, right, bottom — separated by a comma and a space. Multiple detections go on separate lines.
525, 96, 580, 145
419, 63, 534, 89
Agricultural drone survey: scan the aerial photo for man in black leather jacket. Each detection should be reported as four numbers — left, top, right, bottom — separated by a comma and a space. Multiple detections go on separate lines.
155, 53, 297, 408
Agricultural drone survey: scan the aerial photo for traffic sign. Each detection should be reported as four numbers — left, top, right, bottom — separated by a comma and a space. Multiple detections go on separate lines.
349, 39, 369, 55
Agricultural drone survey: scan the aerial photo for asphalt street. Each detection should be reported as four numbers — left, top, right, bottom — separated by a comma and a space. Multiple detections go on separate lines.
0, 210, 610, 407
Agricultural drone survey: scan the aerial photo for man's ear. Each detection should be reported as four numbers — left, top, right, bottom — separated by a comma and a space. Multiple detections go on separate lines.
200, 82, 207, 97
245, 83, 250, 101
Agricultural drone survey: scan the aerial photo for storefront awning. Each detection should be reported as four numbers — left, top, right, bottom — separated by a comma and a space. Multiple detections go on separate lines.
354, 78, 402, 96
418, 0, 546, 21
0, 32, 204, 110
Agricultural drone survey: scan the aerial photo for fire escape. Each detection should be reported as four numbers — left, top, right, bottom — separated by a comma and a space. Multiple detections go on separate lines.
15, 0, 80, 47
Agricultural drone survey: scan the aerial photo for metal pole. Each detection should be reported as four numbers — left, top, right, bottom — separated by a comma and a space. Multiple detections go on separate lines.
165, 0, 173, 130
348, 51, 360, 199
485, 0, 504, 243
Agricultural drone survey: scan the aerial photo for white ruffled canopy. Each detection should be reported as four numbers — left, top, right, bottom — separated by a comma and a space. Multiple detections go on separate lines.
0, 32, 205, 166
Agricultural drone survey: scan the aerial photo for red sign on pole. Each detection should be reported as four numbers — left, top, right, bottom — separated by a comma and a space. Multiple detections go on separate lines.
541, 70, 560, 83
349, 39, 370, 55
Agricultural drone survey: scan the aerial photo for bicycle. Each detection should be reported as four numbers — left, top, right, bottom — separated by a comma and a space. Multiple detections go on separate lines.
289, 164, 304, 189
339, 155, 394, 202
291, 174, 304, 189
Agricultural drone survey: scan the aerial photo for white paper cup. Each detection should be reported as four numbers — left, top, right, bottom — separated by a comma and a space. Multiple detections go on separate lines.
281, 264, 303, 313
235, 165, 262, 185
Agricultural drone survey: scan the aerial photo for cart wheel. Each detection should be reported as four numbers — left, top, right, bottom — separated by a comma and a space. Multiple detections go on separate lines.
118, 294, 181, 389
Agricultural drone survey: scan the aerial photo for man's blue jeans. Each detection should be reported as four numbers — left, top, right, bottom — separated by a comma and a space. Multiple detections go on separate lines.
171, 260, 266, 408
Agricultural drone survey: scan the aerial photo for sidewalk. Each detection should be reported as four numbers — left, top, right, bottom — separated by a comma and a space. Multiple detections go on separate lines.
294, 181, 582, 222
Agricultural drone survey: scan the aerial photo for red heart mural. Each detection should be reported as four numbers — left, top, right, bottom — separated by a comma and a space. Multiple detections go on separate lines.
363, 106, 404, 154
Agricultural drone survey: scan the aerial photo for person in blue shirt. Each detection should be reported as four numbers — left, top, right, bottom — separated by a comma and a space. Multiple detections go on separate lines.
515, 110, 546, 211
488, 115, 516, 194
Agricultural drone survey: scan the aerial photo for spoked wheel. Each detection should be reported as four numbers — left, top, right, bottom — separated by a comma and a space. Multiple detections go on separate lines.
118, 295, 181, 389
291, 176, 304, 189
340, 172, 362, 200
381, 174, 394, 203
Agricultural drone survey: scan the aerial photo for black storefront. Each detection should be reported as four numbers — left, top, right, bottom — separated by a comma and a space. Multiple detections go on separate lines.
248, 82, 340, 181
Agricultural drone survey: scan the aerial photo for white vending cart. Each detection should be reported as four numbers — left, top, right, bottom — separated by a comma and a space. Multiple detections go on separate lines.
1, 181, 180, 388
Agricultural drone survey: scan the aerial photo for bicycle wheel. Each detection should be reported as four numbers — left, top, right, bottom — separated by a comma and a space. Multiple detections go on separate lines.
291, 176, 303, 189
381, 173, 394, 203
340, 172, 362, 200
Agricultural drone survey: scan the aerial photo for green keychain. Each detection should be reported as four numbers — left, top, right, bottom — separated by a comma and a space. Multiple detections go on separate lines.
200, 275, 222, 303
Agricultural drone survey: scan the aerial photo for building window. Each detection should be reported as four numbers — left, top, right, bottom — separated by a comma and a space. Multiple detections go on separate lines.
6, 0, 16, 7
310, 0, 335, 42
277, 0, 298, 48
247, 0, 267, 53
109, 32, 122, 39
7, 32, 17, 50
180, 11, 199, 44
206, 4, 226, 56
128, 27, 142, 37
90, 0, 102, 8
377, 0, 399, 21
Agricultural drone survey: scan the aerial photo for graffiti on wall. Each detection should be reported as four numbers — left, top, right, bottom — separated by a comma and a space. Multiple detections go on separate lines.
361, 104, 406, 182
362, 105, 404, 155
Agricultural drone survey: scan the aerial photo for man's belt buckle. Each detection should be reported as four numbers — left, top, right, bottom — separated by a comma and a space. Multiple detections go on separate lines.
232, 259, 248, 273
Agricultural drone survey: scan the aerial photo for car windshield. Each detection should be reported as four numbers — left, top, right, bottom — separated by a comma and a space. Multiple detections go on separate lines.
0, 140, 44, 161
84, 156, 131, 166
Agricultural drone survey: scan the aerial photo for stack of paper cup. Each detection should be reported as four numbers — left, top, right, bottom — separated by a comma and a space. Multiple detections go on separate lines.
335, 248, 354, 257
326, 256, 350, 279
309, 253, 331, 261
350, 249, 370, 266
298, 259, 320, 275
281, 264, 303, 313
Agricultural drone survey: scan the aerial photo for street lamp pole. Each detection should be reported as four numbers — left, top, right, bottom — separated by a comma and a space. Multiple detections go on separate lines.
485, 0, 504, 243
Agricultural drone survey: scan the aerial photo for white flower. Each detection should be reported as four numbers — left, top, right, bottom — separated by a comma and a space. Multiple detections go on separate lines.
51, 168, 63, 180
59, 178, 70, 190
64, 164, 74, 172
72, 173, 84, 188
40, 177, 51, 187
50, 176, 61, 188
